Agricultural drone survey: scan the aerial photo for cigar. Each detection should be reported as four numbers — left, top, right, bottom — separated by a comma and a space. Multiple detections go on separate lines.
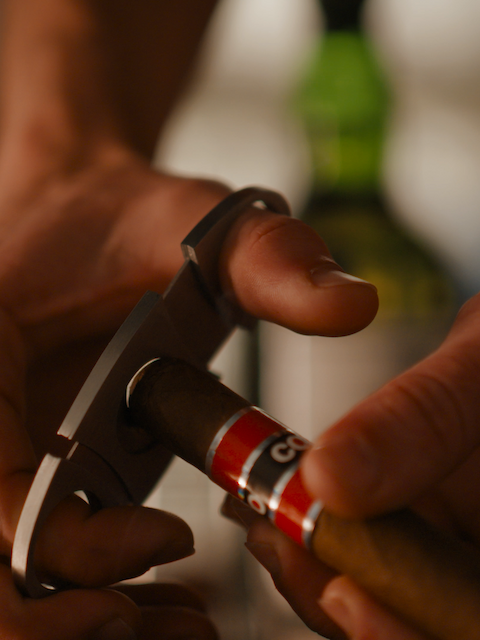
128, 357, 480, 640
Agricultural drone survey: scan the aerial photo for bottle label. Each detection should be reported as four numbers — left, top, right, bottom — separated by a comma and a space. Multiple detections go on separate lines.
206, 407, 322, 548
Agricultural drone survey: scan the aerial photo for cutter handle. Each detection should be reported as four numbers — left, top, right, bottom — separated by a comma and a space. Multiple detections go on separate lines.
12, 445, 129, 598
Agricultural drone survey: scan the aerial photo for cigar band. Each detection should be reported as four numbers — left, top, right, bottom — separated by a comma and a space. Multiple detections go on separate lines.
206, 407, 323, 548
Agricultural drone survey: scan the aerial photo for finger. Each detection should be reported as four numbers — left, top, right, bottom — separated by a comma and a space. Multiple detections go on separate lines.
245, 518, 346, 640
35, 500, 194, 587
138, 606, 218, 640
220, 209, 378, 337
320, 576, 426, 640
301, 294, 480, 517
115, 584, 218, 640
222, 496, 345, 638
0, 564, 140, 640
116, 582, 206, 612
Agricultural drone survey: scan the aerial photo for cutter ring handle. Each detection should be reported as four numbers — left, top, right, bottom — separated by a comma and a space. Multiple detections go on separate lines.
181, 186, 292, 328
12, 447, 128, 598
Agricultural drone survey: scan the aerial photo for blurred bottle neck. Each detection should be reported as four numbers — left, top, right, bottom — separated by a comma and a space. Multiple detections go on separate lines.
319, 0, 364, 32
296, 28, 389, 200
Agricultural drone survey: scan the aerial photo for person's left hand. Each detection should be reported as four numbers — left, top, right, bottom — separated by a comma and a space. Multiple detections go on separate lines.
0, 147, 378, 637
0, 559, 219, 640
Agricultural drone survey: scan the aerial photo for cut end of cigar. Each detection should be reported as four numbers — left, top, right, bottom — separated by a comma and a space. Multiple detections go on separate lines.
127, 357, 250, 470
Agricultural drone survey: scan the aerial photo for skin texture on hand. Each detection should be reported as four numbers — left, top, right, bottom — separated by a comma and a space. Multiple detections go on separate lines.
301, 293, 480, 524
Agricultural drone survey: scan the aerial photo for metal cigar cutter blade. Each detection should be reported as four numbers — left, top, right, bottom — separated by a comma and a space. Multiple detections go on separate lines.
11, 187, 291, 598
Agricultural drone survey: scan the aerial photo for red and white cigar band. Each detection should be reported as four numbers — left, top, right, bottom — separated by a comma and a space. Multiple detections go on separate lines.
206, 407, 323, 548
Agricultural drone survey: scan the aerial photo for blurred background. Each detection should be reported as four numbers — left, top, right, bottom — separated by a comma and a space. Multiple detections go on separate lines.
140, 0, 478, 638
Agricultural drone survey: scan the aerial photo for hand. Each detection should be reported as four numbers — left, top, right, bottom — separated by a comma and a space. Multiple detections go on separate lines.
222, 495, 347, 640
300, 294, 480, 639
0, 154, 230, 639
240, 292, 480, 639
0, 564, 218, 640
0, 143, 378, 637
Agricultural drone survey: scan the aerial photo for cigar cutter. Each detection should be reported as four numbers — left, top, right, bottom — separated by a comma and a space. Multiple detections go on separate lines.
11, 186, 290, 598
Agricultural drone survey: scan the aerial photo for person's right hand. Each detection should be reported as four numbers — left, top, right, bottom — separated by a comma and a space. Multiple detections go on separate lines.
300, 292, 480, 639
239, 291, 480, 640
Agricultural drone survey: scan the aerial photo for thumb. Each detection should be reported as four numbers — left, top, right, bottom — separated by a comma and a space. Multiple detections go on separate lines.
221, 210, 378, 337
301, 295, 480, 517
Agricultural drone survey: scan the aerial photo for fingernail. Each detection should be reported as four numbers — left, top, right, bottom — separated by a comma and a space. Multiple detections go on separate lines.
221, 495, 259, 529
245, 541, 282, 578
94, 618, 137, 640
310, 261, 376, 289
309, 431, 379, 500
320, 593, 353, 636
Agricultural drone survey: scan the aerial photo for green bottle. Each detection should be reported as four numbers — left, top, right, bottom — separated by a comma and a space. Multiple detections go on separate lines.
295, 0, 455, 319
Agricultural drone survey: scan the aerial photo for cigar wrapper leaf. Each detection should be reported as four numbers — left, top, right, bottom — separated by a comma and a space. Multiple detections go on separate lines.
128, 357, 480, 640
